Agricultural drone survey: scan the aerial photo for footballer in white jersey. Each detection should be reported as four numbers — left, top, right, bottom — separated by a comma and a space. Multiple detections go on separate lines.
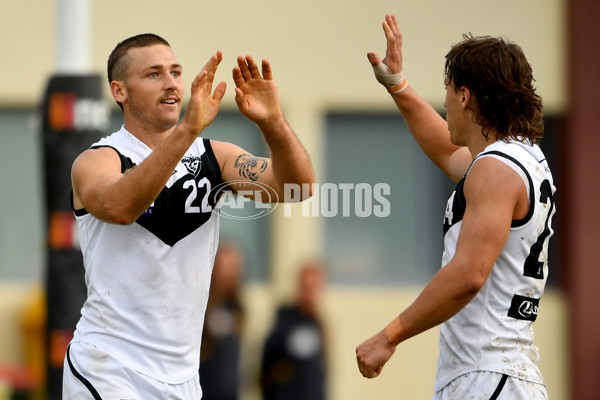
357, 14, 554, 400
64, 33, 315, 399
436, 139, 555, 391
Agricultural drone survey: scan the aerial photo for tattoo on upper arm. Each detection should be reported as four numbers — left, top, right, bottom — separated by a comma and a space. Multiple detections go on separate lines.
233, 153, 268, 181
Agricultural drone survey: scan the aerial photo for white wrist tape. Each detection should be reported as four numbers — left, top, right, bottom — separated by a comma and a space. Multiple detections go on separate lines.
372, 62, 408, 94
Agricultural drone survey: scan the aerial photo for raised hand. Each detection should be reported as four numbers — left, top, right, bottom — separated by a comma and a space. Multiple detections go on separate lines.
232, 55, 283, 128
367, 14, 404, 74
180, 51, 227, 136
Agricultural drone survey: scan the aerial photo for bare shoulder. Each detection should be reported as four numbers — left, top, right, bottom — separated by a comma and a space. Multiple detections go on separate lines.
464, 156, 528, 218
447, 147, 474, 182
465, 156, 524, 193
208, 140, 236, 162
72, 146, 123, 173
71, 147, 125, 210
208, 139, 257, 170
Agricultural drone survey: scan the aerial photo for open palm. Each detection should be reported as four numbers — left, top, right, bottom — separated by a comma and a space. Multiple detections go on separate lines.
233, 55, 283, 127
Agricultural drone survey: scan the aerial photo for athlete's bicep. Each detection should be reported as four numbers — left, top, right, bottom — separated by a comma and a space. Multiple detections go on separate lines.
446, 147, 473, 182
211, 140, 281, 201
71, 147, 125, 216
450, 158, 525, 286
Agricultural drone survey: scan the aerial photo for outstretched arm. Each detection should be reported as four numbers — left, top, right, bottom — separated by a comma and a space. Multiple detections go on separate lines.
356, 158, 525, 378
213, 55, 315, 202
368, 14, 471, 182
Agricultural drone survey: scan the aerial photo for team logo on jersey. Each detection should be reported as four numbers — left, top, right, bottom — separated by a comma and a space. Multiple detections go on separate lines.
181, 155, 202, 177
508, 294, 539, 321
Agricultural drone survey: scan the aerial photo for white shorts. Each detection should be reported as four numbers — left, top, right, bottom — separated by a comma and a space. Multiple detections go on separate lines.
432, 371, 548, 400
62, 341, 202, 400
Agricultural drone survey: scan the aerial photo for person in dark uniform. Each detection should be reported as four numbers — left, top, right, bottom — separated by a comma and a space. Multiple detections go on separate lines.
260, 261, 327, 400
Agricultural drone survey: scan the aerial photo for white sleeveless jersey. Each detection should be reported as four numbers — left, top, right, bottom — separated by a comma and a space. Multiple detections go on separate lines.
435, 139, 556, 390
72, 126, 223, 384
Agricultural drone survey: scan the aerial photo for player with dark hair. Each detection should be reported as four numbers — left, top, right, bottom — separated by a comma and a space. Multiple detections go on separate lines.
106, 33, 171, 111
356, 14, 555, 399
63, 33, 314, 398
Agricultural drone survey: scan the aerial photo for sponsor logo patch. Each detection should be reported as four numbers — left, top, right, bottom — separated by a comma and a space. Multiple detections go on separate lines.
508, 294, 539, 321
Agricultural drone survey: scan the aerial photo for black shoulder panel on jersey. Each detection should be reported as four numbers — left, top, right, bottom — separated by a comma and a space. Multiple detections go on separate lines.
202, 139, 229, 206
443, 178, 467, 235
202, 139, 222, 184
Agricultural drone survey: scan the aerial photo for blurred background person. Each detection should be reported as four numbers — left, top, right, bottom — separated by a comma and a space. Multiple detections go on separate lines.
200, 241, 246, 400
260, 260, 327, 400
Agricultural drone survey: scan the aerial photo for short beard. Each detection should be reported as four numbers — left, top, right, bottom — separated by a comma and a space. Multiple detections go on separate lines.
128, 97, 181, 133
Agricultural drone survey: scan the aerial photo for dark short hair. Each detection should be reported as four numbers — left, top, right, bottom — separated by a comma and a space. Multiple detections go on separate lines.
107, 33, 170, 110
444, 34, 544, 144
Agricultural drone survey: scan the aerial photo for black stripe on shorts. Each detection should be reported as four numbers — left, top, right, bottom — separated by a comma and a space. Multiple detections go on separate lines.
66, 344, 103, 400
489, 374, 508, 400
